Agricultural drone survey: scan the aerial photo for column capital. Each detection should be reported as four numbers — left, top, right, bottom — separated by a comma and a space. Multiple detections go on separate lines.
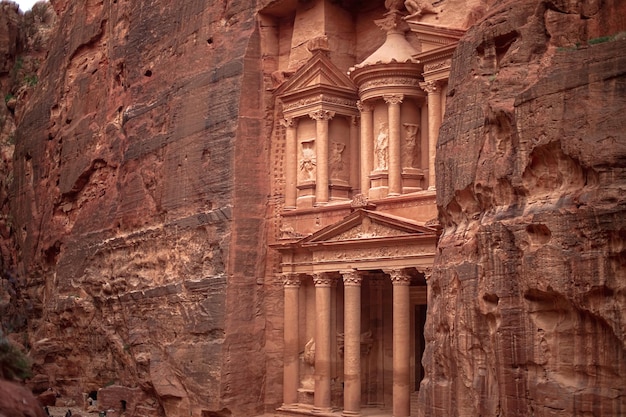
282, 273, 301, 288
421, 267, 433, 281
356, 100, 374, 113
341, 269, 363, 286
386, 269, 411, 286
280, 117, 297, 128
312, 272, 335, 287
351, 115, 360, 126
383, 94, 404, 105
309, 109, 335, 121
419, 80, 441, 94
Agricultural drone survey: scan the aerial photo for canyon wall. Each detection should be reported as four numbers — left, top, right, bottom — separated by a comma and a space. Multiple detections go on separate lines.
4, 0, 271, 415
421, 0, 626, 416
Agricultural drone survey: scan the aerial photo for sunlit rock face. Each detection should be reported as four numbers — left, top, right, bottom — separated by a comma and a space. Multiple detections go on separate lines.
10, 0, 269, 415
422, 0, 626, 416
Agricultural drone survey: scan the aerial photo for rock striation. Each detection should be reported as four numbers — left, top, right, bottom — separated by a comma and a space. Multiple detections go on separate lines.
421, 0, 626, 416
5, 0, 270, 415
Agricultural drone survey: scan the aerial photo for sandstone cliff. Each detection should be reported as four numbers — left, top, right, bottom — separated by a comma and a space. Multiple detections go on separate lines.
4, 0, 270, 415
421, 0, 626, 416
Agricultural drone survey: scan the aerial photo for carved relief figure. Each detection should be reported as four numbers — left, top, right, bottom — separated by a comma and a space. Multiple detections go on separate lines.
330, 142, 346, 178
404, 0, 437, 18
403, 123, 419, 168
375, 122, 389, 170
299, 140, 316, 181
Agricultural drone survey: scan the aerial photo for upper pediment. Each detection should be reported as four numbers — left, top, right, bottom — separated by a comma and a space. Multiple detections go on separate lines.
277, 50, 358, 100
299, 209, 437, 247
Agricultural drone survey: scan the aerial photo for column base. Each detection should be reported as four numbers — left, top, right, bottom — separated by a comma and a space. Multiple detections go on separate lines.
341, 410, 362, 417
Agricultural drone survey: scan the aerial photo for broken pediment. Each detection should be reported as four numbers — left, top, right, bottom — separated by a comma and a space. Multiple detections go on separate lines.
277, 49, 359, 118
299, 209, 437, 246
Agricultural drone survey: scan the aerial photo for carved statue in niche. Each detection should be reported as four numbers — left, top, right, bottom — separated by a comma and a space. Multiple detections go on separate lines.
404, 0, 437, 19
300, 338, 315, 391
299, 140, 316, 182
330, 142, 346, 178
403, 123, 419, 168
375, 122, 389, 171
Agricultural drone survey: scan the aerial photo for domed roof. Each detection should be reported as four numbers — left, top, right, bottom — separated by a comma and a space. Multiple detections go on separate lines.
351, 11, 418, 71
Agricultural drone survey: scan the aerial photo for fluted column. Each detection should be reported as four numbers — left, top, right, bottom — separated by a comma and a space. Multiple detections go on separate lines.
309, 110, 335, 205
281, 117, 298, 209
420, 81, 441, 190
389, 269, 411, 417
350, 116, 360, 193
384, 94, 403, 196
313, 272, 334, 411
283, 273, 301, 406
357, 101, 374, 195
342, 270, 363, 416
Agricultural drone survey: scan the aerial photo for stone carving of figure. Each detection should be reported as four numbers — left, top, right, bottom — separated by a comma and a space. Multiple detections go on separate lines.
299, 140, 316, 181
375, 122, 389, 170
385, 0, 405, 11
304, 338, 315, 366
404, 0, 437, 18
403, 123, 419, 168
330, 142, 346, 177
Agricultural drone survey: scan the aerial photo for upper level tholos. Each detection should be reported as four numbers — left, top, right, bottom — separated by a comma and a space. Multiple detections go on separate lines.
261, 0, 467, 218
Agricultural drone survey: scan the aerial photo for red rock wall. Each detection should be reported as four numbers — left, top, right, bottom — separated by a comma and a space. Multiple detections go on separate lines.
421, 0, 626, 416
9, 0, 269, 415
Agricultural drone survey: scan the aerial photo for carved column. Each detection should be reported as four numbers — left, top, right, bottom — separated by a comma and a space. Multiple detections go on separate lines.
313, 272, 334, 411
309, 110, 335, 205
350, 116, 360, 194
357, 101, 374, 196
282, 273, 301, 406
384, 94, 403, 196
342, 270, 363, 416
420, 81, 441, 190
389, 269, 411, 417
281, 118, 298, 209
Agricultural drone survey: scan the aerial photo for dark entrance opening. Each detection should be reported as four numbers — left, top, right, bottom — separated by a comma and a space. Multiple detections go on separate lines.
414, 303, 427, 388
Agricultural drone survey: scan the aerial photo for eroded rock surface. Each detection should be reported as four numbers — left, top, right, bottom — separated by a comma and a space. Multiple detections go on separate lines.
7, 0, 269, 415
421, 0, 626, 416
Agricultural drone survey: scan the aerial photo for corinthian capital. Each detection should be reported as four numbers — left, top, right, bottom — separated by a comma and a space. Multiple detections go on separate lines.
308, 109, 335, 121
383, 94, 404, 105
386, 269, 411, 286
312, 272, 335, 287
341, 270, 362, 286
280, 117, 296, 128
419, 80, 441, 94
282, 273, 301, 288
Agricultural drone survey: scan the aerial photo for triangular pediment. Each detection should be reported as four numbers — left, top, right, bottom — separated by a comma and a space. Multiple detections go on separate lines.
299, 209, 437, 246
276, 50, 357, 98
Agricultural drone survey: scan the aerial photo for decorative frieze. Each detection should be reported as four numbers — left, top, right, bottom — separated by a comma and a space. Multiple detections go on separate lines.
282, 95, 356, 112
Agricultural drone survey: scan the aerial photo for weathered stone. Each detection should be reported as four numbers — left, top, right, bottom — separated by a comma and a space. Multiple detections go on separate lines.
0, 380, 46, 417
422, 0, 626, 416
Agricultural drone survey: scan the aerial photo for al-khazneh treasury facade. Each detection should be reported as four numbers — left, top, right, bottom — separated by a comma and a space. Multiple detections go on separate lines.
262, 1, 469, 415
